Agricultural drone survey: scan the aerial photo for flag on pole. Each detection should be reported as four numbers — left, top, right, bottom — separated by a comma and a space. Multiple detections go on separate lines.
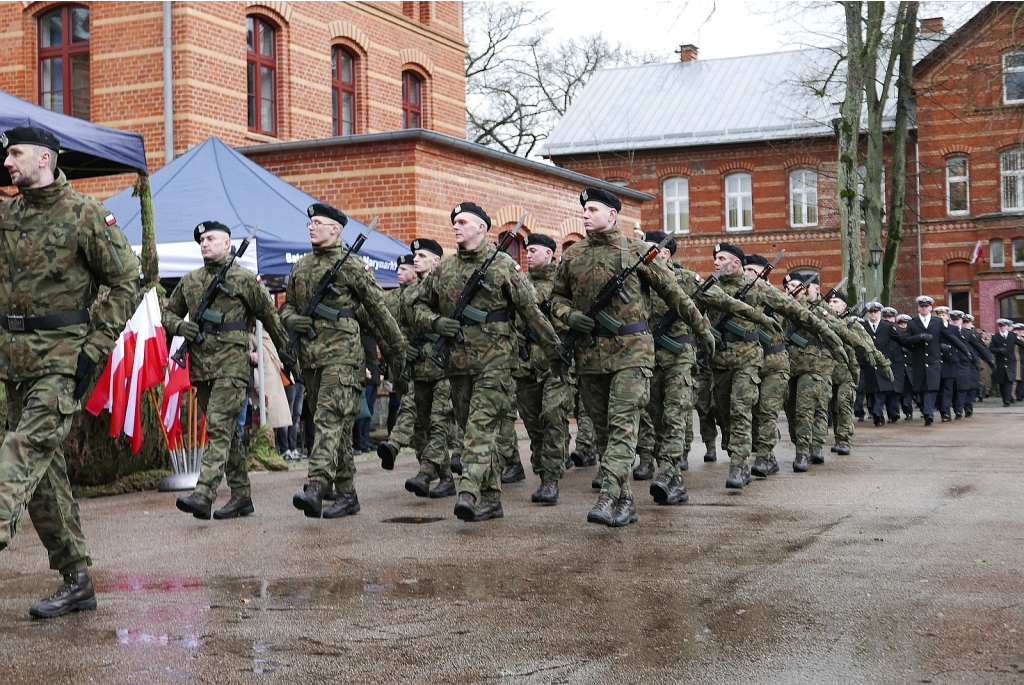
970, 240, 984, 264
161, 336, 191, 446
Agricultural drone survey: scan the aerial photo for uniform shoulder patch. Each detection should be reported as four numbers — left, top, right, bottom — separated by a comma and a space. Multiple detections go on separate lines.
514, 262, 522, 271
104, 213, 117, 226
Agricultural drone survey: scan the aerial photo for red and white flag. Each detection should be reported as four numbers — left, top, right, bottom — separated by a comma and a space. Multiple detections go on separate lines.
969, 240, 984, 264
160, 336, 191, 446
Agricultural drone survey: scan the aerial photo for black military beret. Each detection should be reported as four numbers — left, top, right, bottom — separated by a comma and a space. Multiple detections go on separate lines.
1, 125, 60, 152
714, 242, 745, 261
307, 203, 348, 227
643, 230, 676, 255
397, 254, 414, 267
831, 290, 849, 304
451, 202, 491, 229
194, 220, 231, 243
865, 301, 883, 312
410, 238, 444, 257
744, 253, 769, 268
580, 187, 622, 212
524, 233, 557, 252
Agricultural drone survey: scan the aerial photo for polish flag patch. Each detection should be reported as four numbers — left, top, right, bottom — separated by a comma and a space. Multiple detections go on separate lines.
104, 213, 117, 226
514, 263, 522, 271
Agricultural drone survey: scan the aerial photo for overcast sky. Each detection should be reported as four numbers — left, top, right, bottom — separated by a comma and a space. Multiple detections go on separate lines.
540, 1, 989, 63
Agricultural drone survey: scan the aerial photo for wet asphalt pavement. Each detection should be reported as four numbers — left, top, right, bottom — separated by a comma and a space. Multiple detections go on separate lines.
2, 403, 1023, 684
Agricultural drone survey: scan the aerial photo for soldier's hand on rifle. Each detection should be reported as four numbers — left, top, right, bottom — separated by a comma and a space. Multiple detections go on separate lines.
73, 351, 98, 400
516, 330, 528, 348
567, 311, 596, 333
758, 313, 782, 335
283, 314, 313, 335
432, 316, 461, 338
177, 321, 200, 342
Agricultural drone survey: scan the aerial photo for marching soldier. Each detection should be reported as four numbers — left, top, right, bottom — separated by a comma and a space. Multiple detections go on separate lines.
380, 254, 417, 448
894, 314, 916, 418
0, 126, 139, 618
955, 312, 994, 416
412, 202, 562, 522
281, 204, 406, 519
861, 302, 900, 426
167, 221, 295, 521
989, 318, 1020, 406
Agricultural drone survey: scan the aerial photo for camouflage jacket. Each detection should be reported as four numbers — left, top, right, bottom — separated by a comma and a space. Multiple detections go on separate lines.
0, 170, 139, 381
164, 258, 289, 383
411, 240, 559, 376
393, 279, 443, 382
701, 271, 768, 371
757, 282, 846, 376
551, 228, 709, 375
281, 244, 406, 376
515, 261, 565, 378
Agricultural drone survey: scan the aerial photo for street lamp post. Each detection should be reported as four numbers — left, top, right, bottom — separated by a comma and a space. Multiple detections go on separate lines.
869, 243, 883, 302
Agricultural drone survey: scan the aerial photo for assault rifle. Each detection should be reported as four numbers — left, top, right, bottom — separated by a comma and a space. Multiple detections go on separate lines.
809, 276, 849, 310
428, 213, 527, 367
402, 330, 439, 381
786, 276, 847, 348
286, 217, 377, 356
560, 233, 675, 357
171, 223, 259, 367
712, 249, 785, 342
650, 266, 724, 354
518, 297, 552, 362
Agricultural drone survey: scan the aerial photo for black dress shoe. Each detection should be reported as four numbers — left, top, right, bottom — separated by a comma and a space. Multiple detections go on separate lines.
751, 456, 779, 477
651, 473, 689, 505
293, 482, 325, 518
454, 493, 504, 522
954, 412, 962, 419
531, 479, 558, 504
29, 571, 96, 619
612, 495, 638, 527
586, 493, 617, 526
570, 449, 596, 467
793, 454, 809, 472
214, 495, 254, 520
323, 492, 360, 519
176, 492, 212, 520
450, 454, 463, 475
964, 406, 973, 417
405, 472, 432, 497
703, 447, 717, 463
1004, 402, 1012, 408
873, 415, 885, 427
904, 412, 913, 420
501, 462, 526, 484
809, 446, 825, 465
924, 415, 934, 426
941, 412, 951, 423
725, 465, 746, 489
429, 474, 456, 498
377, 442, 398, 470
888, 415, 900, 424
632, 460, 655, 481
591, 475, 602, 489
856, 413, 865, 422
833, 444, 851, 456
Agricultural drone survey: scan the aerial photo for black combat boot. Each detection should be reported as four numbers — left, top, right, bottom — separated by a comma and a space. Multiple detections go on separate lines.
376, 441, 398, 470
176, 492, 212, 520
531, 479, 558, 504
793, 454, 810, 472
632, 459, 655, 481
450, 454, 463, 475
292, 481, 326, 518
809, 445, 825, 464
725, 465, 746, 489
591, 474, 603, 489
571, 448, 596, 467
429, 474, 456, 498
29, 570, 97, 618
323, 491, 360, 519
501, 461, 526, 484
703, 444, 717, 462
586, 493, 617, 526
214, 495, 254, 520
564, 455, 575, 471
405, 471, 432, 497
454, 493, 503, 522
651, 473, 688, 505
833, 444, 851, 456
751, 455, 779, 477
678, 456, 689, 472
612, 495, 638, 527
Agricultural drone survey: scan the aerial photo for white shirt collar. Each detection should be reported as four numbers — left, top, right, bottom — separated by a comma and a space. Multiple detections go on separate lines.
919, 313, 931, 327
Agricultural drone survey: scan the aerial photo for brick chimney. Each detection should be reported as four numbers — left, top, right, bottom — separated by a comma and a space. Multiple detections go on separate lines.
920, 17, 944, 35
677, 44, 698, 63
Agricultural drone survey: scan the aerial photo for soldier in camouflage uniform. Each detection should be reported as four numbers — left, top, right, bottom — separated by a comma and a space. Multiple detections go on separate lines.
693, 361, 719, 462
512, 233, 573, 504
279, 204, 406, 519
632, 408, 657, 481
551, 188, 716, 527
412, 202, 562, 522
380, 254, 417, 449
379, 238, 459, 498
166, 221, 295, 521
496, 404, 524, 483
0, 127, 139, 618
570, 388, 597, 467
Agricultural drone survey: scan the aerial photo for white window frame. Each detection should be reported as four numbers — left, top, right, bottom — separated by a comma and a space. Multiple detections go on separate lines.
789, 168, 818, 227
725, 172, 752, 231
991, 238, 1005, 268
663, 177, 689, 234
1004, 52, 1024, 104
1001, 149, 1024, 212
945, 156, 970, 216
1013, 237, 1024, 267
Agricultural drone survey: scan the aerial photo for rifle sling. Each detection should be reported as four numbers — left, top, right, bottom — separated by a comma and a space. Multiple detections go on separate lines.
460, 310, 509, 326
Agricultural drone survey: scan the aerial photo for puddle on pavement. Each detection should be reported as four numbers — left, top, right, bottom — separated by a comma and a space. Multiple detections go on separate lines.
96, 573, 203, 593
382, 516, 445, 524
115, 628, 202, 648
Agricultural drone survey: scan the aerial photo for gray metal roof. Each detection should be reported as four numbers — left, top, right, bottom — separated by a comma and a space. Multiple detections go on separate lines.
544, 47, 902, 157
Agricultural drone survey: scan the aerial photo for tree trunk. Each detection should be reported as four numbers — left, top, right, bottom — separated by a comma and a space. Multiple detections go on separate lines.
133, 174, 161, 293
862, 2, 887, 304
839, 2, 866, 305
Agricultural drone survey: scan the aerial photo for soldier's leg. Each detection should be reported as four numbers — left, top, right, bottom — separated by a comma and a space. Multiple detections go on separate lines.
833, 380, 856, 446
303, 367, 362, 489
539, 373, 571, 482
387, 382, 416, 451
0, 376, 89, 572
443, 380, 464, 470
633, 405, 656, 479
725, 368, 759, 468
573, 384, 597, 455
646, 362, 691, 479
695, 369, 719, 456
581, 369, 650, 500
792, 372, 826, 457
194, 378, 248, 501
496, 404, 520, 471
752, 369, 790, 463
516, 377, 545, 475
421, 378, 454, 477
224, 415, 250, 499
451, 372, 513, 504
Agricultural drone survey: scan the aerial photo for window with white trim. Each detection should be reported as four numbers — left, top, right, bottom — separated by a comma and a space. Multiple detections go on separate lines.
946, 156, 969, 215
1001, 149, 1024, 211
1014, 237, 1024, 267
725, 173, 752, 231
1004, 53, 1024, 104
663, 177, 689, 233
789, 169, 818, 227
991, 239, 1005, 268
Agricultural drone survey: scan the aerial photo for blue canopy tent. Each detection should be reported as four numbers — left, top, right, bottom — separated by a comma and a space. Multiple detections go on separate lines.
104, 137, 408, 287
0, 88, 148, 185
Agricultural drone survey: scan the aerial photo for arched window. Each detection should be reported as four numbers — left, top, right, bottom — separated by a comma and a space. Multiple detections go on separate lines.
246, 16, 277, 135
789, 169, 818, 227
332, 47, 357, 136
497, 227, 523, 264
663, 177, 689, 233
724, 172, 752, 231
38, 5, 90, 119
402, 71, 423, 129
946, 156, 969, 215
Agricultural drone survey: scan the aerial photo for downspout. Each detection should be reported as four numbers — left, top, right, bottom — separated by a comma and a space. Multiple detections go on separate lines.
163, 1, 174, 165
916, 139, 922, 296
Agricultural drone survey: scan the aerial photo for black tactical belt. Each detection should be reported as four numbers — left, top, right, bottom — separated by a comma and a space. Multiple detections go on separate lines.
593, 321, 649, 337
199, 321, 248, 333
0, 309, 89, 332
723, 330, 759, 343
315, 307, 355, 322
764, 343, 786, 356
462, 311, 509, 326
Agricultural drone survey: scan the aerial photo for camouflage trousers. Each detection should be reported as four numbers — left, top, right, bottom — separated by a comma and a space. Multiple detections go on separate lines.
752, 369, 791, 460
712, 366, 761, 467
636, 408, 656, 466
496, 403, 519, 470
694, 365, 718, 451
785, 372, 828, 455
0, 375, 90, 574
516, 373, 572, 481
571, 382, 597, 453
647, 360, 695, 478
193, 377, 250, 501
390, 378, 453, 478
303, 365, 363, 494
829, 378, 856, 446
449, 371, 515, 504
577, 367, 652, 499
